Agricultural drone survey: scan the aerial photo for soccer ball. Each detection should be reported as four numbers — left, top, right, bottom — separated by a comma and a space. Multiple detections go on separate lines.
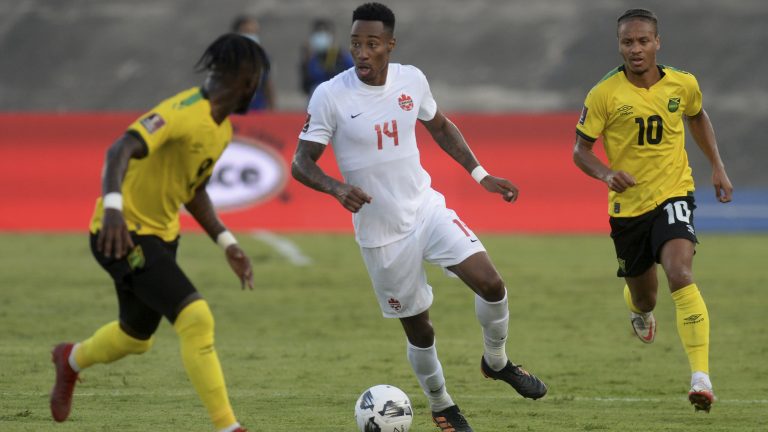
354, 384, 413, 432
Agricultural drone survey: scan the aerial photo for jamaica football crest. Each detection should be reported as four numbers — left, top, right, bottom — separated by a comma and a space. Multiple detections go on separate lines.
668, 97, 680, 113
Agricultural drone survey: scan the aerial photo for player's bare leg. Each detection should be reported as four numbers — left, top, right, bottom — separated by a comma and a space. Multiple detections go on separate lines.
625, 266, 659, 343
660, 239, 714, 412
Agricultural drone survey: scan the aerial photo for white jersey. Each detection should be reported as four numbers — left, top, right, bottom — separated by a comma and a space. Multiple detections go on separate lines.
299, 63, 440, 247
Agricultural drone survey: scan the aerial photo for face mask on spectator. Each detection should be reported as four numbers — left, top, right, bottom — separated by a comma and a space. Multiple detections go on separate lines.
309, 31, 333, 52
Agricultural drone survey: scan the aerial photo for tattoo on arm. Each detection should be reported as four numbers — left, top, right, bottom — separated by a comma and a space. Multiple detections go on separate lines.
423, 114, 479, 172
291, 140, 343, 195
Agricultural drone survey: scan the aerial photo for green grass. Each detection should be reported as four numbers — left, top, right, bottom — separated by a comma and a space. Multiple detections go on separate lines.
0, 232, 766, 431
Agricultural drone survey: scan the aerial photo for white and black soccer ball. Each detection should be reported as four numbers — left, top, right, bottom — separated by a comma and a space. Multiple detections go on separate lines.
354, 384, 413, 432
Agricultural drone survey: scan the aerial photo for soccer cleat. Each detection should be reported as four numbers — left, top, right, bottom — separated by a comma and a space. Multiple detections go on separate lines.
50, 343, 80, 422
688, 381, 715, 413
432, 405, 473, 432
481, 357, 547, 400
630, 311, 656, 344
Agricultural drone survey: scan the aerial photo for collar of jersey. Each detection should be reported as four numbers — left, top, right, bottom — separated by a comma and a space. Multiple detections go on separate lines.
354, 64, 392, 93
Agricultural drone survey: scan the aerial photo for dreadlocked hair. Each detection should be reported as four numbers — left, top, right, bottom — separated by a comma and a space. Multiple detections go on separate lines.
195, 33, 270, 79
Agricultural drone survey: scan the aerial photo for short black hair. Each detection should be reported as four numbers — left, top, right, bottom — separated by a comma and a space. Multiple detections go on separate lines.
352, 2, 395, 34
195, 33, 270, 79
617, 9, 659, 35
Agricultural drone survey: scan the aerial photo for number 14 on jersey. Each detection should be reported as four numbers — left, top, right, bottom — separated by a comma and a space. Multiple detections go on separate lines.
375, 120, 399, 150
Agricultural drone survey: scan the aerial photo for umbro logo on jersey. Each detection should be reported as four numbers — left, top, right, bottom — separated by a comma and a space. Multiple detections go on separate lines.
398, 93, 414, 111
617, 105, 633, 116
350, 112, 363, 118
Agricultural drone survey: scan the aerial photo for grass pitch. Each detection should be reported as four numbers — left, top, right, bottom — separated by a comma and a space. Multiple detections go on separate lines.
0, 232, 766, 431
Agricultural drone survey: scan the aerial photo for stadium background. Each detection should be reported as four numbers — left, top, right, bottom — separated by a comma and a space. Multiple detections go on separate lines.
1, 2, 767, 431
1, 0, 766, 233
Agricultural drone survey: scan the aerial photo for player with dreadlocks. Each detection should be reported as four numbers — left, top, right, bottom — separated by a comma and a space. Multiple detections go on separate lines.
49, 33, 269, 432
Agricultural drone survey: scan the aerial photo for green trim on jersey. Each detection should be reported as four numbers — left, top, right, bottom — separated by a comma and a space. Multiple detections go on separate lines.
575, 65, 703, 217
90, 87, 232, 241
177, 89, 204, 108
597, 66, 623, 85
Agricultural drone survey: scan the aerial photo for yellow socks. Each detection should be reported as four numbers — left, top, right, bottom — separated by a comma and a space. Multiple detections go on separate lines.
174, 300, 236, 430
671, 283, 710, 374
623, 285, 643, 314
74, 321, 153, 369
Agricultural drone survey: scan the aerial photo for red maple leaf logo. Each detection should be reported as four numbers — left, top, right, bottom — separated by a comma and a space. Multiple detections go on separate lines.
398, 93, 413, 111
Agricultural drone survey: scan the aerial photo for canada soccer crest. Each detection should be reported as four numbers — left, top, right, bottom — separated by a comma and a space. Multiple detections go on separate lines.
388, 297, 402, 311
398, 93, 413, 111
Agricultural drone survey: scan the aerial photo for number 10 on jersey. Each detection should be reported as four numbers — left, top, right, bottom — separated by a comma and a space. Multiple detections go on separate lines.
375, 120, 399, 150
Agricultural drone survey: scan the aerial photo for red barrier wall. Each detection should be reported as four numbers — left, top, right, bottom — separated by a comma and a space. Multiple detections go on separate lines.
0, 113, 608, 233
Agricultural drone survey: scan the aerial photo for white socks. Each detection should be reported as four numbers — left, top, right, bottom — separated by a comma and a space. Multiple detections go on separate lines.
68, 343, 82, 373
475, 290, 510, 371
691, 371, 712, 389
407, 341, 454, 411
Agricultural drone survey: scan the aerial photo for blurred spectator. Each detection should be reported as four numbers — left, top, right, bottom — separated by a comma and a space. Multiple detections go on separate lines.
300, 18, 354, 99
232, 14, 277, 111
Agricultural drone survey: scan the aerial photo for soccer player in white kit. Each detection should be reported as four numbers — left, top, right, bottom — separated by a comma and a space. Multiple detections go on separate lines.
291, 4, 547, 431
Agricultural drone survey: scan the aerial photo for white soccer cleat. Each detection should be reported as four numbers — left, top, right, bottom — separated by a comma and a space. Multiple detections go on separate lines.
688, 380, 715, 413
630, 311, 656, 343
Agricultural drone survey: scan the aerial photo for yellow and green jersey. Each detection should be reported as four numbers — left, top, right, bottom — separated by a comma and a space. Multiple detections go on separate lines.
576, 65, 702, 217
90, 87, 232, 241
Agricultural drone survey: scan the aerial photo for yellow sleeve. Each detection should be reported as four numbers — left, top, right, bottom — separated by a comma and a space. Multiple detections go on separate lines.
126, 101, 178, 154
576, 88, 607, 142
684, 74, 703, 116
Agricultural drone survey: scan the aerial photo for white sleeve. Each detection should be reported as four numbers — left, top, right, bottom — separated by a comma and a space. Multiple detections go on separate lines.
417, 69, 437, 121
298, 83, 336, 145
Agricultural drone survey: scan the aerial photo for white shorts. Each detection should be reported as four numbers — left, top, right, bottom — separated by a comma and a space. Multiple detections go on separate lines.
360, 202, 486, 318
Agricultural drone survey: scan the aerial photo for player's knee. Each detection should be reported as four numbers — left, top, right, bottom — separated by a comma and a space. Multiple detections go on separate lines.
666, 268, 694, 290
475, 272, 505, 302
173, 300, 215, 345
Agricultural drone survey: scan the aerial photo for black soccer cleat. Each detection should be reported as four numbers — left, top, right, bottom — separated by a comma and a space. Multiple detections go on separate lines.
481, 357, 548, 400
432, 405, 473, 432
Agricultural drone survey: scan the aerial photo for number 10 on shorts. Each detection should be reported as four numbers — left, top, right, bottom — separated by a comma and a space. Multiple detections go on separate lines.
663, 200, 691, 224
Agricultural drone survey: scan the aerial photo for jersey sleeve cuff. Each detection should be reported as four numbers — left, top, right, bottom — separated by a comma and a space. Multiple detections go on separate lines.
576, 129, 597, 143
126, 129, 150, 154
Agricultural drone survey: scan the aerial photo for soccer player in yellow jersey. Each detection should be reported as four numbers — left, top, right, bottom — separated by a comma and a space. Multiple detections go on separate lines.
573, 9, 733, 413
49, 34, 269, 432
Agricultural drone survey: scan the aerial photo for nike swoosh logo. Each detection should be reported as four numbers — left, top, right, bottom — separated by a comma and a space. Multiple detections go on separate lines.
350, 112, 363, 118
470, 239, 478, 243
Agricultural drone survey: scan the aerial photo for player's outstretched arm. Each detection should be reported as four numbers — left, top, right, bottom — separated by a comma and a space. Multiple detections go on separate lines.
573, 135, 636, 193
185, 183, 253, 290
291, 139, 372, 212
685, 109, 733, 203
421, 110, 518, 202
97, 133, 148, 259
